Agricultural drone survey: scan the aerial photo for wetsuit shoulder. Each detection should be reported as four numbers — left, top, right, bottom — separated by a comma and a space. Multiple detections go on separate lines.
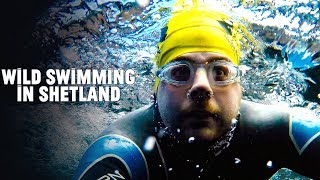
238, 100, 296, 160
287, 106, 320, 155
74, 104, 155, 180
240, 100, 289, 132
238, 100, 320, 178
100, 104, 155, 145
240, 100, 320, 155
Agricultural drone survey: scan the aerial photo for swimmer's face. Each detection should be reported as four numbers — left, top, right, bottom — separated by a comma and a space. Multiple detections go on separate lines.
157, 52, 242, 142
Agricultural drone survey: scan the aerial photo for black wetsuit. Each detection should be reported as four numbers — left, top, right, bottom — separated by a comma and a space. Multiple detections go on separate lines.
74, 101, 320, 180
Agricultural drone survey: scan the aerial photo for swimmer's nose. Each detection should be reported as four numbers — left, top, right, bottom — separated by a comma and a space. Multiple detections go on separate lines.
187, 68, 213, 103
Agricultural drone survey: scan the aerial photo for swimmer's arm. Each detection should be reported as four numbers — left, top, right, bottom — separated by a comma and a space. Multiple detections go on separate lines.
74, 134, 149, 180
284, 107, 320, 178
240, 101, 320, 178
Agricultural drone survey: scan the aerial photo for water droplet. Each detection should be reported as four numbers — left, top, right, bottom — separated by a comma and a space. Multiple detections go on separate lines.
234, 158, 241, 164
188, 137, 195, 143
266, 160, 273, 168
176, 128, 180, 133
110, 28, 117, 34
196, 165, 199, 168
143, 136, 156, 151
152, 14, 161, 21
159, 164, 162, 167
97, 0, 108, 5
232, 118, 238, 124
168, 168, 173, 171
136, 0, 150, 8
200, 168, 203, 172
128, 24, 135, 30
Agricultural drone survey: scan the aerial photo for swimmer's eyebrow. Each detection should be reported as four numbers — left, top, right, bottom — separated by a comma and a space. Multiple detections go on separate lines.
172, 56, 231, 63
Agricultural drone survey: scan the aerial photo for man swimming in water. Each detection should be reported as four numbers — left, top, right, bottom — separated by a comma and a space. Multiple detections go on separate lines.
74, 1, 320, 179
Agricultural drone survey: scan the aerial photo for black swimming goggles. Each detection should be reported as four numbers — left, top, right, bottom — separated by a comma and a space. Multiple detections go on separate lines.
156, 60, 243, 86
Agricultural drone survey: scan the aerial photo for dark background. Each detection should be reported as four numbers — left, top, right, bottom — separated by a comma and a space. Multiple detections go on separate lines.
0, 1, 53, 179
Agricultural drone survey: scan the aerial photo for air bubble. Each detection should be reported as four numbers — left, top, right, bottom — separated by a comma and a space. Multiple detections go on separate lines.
110, 28, 117, 34
136, 0, 150, 8
188, 137, 195, 143
235, 158, 241, 164
143, 136, 156, 151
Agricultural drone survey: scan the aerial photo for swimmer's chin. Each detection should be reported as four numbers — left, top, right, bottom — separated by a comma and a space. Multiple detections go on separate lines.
182, 127, 220, 142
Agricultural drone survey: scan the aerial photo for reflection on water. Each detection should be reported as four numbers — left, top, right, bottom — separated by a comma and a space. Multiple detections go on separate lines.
18, 0, 320, 178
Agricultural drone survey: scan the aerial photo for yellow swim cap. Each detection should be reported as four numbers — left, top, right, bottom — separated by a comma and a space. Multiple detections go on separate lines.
154, 0, 255, 91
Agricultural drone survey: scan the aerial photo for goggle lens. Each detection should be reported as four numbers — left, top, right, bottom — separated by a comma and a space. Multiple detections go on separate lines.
212, 64, 239, 82
170, 64, 190, 81
157, 60, 241, 86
